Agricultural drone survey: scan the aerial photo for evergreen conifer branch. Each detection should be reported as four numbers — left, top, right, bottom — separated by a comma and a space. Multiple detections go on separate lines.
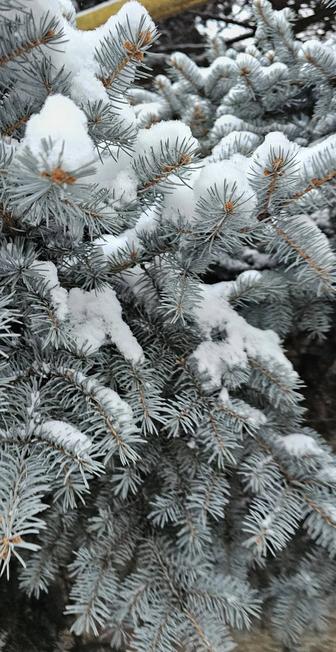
1, 0, 336, 649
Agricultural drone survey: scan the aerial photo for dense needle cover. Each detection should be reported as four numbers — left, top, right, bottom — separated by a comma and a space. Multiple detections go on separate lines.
0, 0, 336, 650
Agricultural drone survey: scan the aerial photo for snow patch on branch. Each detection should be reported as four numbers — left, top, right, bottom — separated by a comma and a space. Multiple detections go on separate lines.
22, 95, 96, 171
248, 131, 300, 173
31, 259, 143, 361
91, 149, 138, 206
191, 282, 292, 388
67, 287, 144, 362
281, 433, 323, 457
95, 203, 160, 258
91, 385, 135, 428
134, 120, 199, 187
33, 0, 155, 103
40, 420, 91, 453
31, 260, 68, 321
194, 158, 257, 218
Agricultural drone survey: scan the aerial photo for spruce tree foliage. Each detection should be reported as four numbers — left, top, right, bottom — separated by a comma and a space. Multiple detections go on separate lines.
0, 1, 336, 651
132, 0, 336, 343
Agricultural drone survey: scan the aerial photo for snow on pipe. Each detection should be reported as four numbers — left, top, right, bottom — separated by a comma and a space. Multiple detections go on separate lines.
76, 0, 208, 30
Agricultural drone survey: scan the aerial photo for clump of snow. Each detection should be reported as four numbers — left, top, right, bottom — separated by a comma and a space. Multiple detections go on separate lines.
193, 341, 238, 388
109, 0, 155, 39
40, 420, 91, 453
67, 371, 136, 430
161, 183, 196, 224
318, 465, 336, 484
22, 259, 144, 363
191, 282, 292, 389
67, 287, 144, 362
95, 233, 129, 260
113, 170, 138, 202
210, 131, 261, 162
211, 115, 247, 144
212, 269, 263, 305
91, 149, 138, 205
71, 69, 107, 104
218, 387, 229, 403
31, 260, 68, 321
280, 433, 323, 457
28, 0, 155, 105
22, 95, 96, 171
135, 102, 170, 128
134, 121, 198, 186
299, 134, 336, 180
238, 270, 262, 283
135, 120, 197, 153
248, 131, 300, 176
218, 387, 266, 427
95, 203, 160, 259
194, 159, 256, 218
241, 247, 274, 269
91, 385, 135, 428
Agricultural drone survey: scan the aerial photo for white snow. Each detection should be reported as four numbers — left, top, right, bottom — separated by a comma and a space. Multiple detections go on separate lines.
230, 153, 252, 175
218, 387, 266, 426
210, 131, 260, 161
27, 0, 155, 105
194, 159, 257, 218
237, 269, 262, 283
211, 115, 247, 144
95, 203, 160, 258
248, 132, 300, 176
161, 183, 196, 224
134, 121, 198, 186
106, 0, 155, 37
91, 385, 134, 427
109, 168, 138, 204
40, 419, 91, 453
71, 69, 108, 104
319, 465, 336, 483
95, 233, 130, 259
67, 286, 144, 362
25, 259, 144, 362
67, 371, 136, 429
193, 341, 238, 388
214, 269, 263, 303
91, 149, 138, 204
191, 282, 292, 389
218, 387, 230, 403
135, 120, 197, 153
280, 433, 323, 457
22, 95, 96, 171
299, 134, 336, 180
134, 101, 169, 128
31, 260, 68, 321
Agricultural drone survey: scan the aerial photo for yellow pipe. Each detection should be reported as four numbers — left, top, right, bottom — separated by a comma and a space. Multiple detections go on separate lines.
76, 0, 207, 30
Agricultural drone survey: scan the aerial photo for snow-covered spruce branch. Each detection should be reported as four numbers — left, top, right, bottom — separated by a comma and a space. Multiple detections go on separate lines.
132, 0, 336, 151
1, 0, 336, 650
